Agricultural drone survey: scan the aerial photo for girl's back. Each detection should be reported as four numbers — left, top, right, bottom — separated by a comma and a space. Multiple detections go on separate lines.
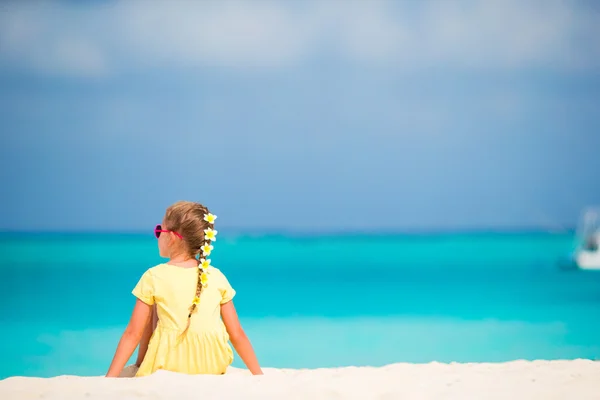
133, 263, 236, 376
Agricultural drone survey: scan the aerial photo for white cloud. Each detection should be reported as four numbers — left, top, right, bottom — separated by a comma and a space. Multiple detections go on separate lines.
0, 0, 598, 76
0, 2, 109, 76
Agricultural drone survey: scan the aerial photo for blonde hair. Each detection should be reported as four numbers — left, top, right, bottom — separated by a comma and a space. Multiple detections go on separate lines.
164, 201, 215, 336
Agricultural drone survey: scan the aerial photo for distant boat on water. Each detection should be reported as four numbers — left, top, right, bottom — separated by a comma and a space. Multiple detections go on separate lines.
572, 207, 600, 270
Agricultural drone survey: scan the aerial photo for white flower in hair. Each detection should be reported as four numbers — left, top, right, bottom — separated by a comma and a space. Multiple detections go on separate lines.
201, 243, 213, 256
201, 271, 209, 286
199, 258, 212, 271
204, 213, 217, 224
204, 228, 217, 241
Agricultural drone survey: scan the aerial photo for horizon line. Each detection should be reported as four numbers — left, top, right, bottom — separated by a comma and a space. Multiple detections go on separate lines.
0, 225, 577, 237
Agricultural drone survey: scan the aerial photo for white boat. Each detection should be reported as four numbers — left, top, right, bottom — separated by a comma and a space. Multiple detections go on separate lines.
573, 207, 600, 270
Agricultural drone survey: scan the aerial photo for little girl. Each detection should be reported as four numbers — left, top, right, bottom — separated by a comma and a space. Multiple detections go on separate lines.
106, 201, 263, 377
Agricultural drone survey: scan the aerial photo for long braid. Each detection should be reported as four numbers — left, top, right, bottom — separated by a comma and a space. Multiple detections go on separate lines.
179, 266, 204, 339
179, 204, 216, 339
188, 268, 204, 318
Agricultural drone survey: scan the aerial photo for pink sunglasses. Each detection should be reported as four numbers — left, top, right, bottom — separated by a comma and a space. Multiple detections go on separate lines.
154, 224, 183, 239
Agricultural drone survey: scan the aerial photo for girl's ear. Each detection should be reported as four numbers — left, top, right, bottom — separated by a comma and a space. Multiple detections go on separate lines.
166, 233, 175, 248
166, 232, 181, 252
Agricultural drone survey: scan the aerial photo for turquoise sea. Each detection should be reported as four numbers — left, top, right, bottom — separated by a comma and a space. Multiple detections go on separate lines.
1, 231, 599, 379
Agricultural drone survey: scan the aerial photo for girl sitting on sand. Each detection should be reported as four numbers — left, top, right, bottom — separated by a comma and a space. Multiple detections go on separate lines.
106, 201, 263, 377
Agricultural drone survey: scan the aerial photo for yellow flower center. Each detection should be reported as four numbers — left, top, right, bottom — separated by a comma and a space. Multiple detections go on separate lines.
200, 273, 209, 285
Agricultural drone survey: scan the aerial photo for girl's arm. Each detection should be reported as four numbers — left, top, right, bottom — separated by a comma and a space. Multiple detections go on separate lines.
106, 299, 152, 377
221, 300, 263, 375
135, 305, 157, 367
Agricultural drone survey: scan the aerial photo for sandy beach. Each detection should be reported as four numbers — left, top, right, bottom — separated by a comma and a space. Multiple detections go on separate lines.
1, 360, 599, 400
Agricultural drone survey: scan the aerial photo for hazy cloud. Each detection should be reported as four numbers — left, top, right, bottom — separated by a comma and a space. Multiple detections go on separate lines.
0, 0, 598, 76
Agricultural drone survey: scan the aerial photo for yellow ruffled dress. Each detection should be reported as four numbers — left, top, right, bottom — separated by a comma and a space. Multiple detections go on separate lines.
132, 263, 236, 376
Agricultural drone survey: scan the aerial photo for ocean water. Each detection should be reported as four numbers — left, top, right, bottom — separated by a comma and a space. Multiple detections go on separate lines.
1, 231, 599, 379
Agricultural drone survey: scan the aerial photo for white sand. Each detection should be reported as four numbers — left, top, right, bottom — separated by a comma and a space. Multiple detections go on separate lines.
1, 360, 599, 400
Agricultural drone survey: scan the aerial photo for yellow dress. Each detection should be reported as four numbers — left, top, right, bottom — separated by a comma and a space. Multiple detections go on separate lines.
132, 263, 236, 376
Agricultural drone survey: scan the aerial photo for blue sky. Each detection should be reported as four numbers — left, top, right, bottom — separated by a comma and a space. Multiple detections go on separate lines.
1, 0, 599, 232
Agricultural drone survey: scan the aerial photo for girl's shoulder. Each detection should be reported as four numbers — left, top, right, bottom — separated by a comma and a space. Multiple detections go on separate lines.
207, 266, 225, 275
149, 263, 170, 271
137, 263, 173, 281
143, 263, 169, 275
206, 266, 234, 286
206, 266, 226, 280
138, 264, 231, 283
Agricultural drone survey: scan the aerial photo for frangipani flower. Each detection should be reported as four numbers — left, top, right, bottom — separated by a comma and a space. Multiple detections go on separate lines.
200, 272, 209, 286
199, 258, 212, 270
204, 228, 218, 241
204, 213, 217, 224
201, 243, 213, 256
192, 296, 200, 305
